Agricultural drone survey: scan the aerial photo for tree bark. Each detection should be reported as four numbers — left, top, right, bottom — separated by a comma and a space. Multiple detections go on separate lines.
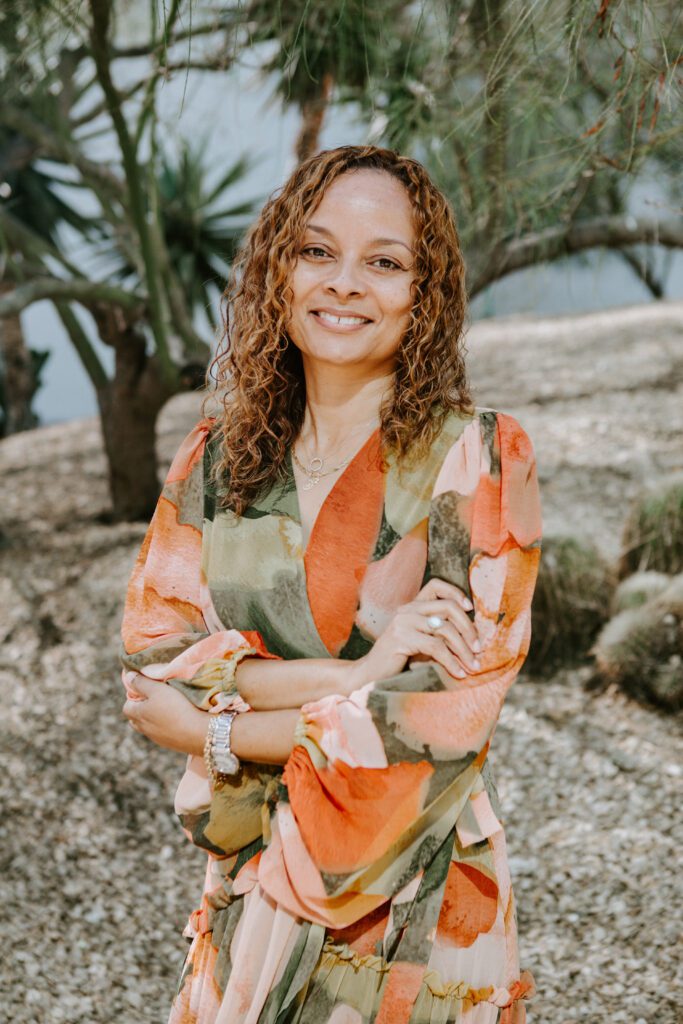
619, 249, 664, 298
0, 282, 38, 436
294, 74, 334, 165
0, 276, 145, 318
468, 0, 508, 249
95, 319, 176, 522
468, 214, 683, 296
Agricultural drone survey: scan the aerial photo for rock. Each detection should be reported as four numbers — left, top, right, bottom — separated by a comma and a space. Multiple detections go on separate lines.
611, 570, 673, 613
590, 572, 683, 711
527, 534, 616, 674
618, 471, 683, 578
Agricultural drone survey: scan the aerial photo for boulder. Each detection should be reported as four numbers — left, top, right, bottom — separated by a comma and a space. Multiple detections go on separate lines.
590, 572, 683, 711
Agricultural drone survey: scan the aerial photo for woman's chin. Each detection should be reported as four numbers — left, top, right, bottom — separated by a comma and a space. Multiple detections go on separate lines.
294, 336, 399, 370
297, 343, 374, 367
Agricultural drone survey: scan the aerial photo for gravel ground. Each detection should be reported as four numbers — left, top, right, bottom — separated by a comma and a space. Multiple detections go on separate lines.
1, 301, 682, 1023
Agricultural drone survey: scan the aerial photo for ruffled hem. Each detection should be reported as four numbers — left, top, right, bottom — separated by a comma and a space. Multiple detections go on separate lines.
422, 968, 536, 1008
319, 945, 391, 975
319, 940, 535, 1010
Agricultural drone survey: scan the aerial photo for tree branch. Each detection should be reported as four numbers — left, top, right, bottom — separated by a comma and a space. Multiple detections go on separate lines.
0, 103, 125, 209
161, 57, 238, 72
67, 13, 242, 61
469, 0, 509, 243
451, 136, 476, 216
147, 214, 211, 362
619, 249, 664, 299
55, 301, 110, 391
134, 0, 183, 151
469, 215, 683, 295
70, 77, 150, 130
0, 278, 145, 318
70, 54, 239, 135
88, 0, 175, 384
0, 208, 90, 283
294, 73, 334, 164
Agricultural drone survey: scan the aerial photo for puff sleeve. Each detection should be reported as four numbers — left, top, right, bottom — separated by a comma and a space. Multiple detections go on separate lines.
119, 418, 281, 856
119, 417, 279, 707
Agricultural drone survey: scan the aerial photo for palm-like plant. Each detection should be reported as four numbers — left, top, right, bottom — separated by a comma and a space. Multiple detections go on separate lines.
106, 140, 256, 332
156, 143, 256, 331
0, 130, 97, 240
0, 2, 263, 519
0, 125, 98, 435
245, 0, 416, 162
363, 0, 683, 300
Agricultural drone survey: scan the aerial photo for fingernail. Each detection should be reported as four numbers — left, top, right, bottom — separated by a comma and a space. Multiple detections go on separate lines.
463, 598, 473, 610
472, 659, 481, 669
454, 667, 466, 677
472, 640, 482, 653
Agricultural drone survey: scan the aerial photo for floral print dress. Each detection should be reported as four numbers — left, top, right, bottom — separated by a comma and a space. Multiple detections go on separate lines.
119, 405, 543, 1024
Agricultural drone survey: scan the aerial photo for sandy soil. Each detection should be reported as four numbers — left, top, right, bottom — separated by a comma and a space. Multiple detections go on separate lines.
1, 300, 681, 1022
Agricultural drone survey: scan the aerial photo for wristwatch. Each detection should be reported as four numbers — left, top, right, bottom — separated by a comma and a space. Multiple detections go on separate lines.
204, 710, 241, 782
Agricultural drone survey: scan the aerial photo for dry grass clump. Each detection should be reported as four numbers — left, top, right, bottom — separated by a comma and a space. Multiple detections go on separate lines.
618, 473, 683, 579
528, 535, 616, 675
589, 573, 683, 711
532, 478, 683, 713
611, 570, 672, 614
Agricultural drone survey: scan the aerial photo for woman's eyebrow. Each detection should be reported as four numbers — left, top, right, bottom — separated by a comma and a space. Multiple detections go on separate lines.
306, 223, 414, 254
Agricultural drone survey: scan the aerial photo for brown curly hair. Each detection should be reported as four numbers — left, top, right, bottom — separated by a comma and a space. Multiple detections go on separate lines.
204, 144, 474, 514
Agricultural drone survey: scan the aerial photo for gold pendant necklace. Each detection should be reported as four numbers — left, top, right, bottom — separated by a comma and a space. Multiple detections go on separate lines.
292, 448, 354, 489
292, 416, 380, 490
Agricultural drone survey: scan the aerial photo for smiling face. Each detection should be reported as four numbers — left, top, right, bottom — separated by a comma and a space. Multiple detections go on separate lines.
285, 169, 417, 373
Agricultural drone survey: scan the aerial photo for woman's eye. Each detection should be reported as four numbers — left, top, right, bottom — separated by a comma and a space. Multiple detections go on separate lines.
301, 245, 330, 258
373, 257, 401, 271
300, 247, 401, 271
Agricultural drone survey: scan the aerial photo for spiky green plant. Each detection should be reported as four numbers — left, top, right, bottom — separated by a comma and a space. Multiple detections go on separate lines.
107, 140, 256, 331
527, 534, 616, 675
618, 474, 683, 579
611, 571, 673, 614
156, 143, 256, 329
244, 0, 416, 160
0, 129, 99, 242
0, 125, 98, 433
590, 573, 683, 712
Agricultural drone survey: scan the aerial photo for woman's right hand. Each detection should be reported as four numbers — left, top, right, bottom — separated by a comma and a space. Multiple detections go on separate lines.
346, 577, 482, 691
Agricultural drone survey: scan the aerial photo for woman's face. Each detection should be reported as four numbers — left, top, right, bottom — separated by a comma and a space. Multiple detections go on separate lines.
285, 169, 417, 373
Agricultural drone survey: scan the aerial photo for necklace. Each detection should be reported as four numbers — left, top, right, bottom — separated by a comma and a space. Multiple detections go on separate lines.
292, 415, 380, 490
292, 448, 353, 489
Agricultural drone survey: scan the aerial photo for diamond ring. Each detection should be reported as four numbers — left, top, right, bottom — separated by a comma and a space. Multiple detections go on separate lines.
426, 614, 444, 631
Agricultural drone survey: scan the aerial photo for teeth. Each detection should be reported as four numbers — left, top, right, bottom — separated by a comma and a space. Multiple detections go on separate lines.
316, 311, 368, 326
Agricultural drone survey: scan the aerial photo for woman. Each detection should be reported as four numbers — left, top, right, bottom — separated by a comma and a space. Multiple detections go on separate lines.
120, 144, 543, 1024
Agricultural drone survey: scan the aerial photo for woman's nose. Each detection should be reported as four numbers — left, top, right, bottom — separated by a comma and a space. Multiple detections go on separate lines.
324, 259, 365, 296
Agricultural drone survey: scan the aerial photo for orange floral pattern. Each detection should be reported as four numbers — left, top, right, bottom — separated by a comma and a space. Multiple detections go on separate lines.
119, 407, 542, 1023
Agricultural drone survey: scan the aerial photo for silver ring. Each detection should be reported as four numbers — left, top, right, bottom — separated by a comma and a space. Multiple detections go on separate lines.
426, 614, 444, 632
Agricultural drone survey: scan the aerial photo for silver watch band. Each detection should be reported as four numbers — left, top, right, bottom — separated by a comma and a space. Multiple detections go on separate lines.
205, 710, 241, 780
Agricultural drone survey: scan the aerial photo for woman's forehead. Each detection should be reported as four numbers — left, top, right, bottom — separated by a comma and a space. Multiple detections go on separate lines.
303, 169, 415, 240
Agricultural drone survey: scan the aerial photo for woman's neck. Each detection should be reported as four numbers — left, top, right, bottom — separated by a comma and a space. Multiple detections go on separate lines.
298, 364, 395, 453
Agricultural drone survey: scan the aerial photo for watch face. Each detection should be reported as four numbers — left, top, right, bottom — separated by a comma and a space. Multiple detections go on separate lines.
216, 752, 240, 776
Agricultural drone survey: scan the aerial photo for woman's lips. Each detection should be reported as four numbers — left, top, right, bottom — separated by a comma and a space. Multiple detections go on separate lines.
310, 310, 373, 332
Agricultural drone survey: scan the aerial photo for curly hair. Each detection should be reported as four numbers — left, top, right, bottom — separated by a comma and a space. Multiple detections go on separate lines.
203, 144, 474, 514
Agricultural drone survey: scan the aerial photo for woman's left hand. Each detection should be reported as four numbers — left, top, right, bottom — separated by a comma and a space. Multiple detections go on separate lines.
123, 674, 208, 756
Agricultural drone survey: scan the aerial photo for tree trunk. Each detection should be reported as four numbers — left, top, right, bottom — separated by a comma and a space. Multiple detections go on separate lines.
0, 282, 38, 436
467, 0, 508, 262
96, 322, 176, 522
294, 74, 334, 165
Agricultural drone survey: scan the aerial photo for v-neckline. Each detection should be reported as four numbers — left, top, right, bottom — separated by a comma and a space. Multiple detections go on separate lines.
286, 425, 386, 657
285, 426, 382, 557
